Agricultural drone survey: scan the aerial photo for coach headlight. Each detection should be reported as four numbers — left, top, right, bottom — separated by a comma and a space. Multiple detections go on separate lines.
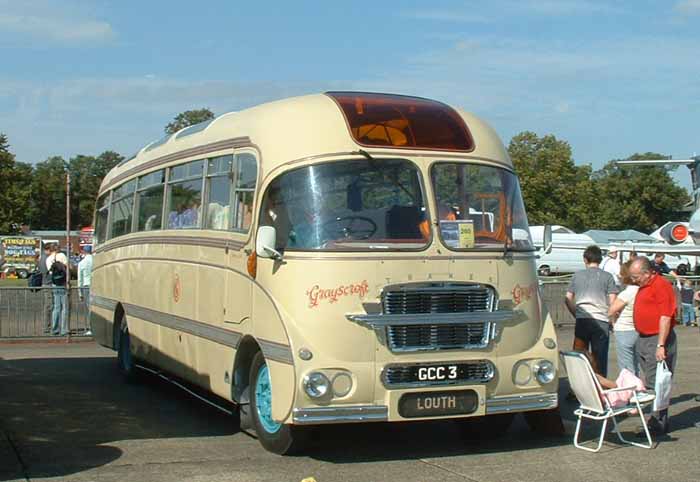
533, 360, 556, 385
303, 372, 331, 399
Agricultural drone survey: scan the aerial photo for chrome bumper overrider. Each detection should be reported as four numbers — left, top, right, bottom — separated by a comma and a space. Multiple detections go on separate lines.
292, 405, 388, 425
485, 393, 558, 414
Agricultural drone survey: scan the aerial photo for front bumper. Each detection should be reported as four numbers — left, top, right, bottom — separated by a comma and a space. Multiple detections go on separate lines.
291, 392, 558, 425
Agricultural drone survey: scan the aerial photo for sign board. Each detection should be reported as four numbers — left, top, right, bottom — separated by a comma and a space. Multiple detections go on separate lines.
1, 237, 40, 266
439, 220, 475, 249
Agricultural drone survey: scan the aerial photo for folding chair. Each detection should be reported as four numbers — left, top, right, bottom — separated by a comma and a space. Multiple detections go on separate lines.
560, 351, 656, 452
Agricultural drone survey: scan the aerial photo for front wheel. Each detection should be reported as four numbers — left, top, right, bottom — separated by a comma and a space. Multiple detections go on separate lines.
249, 351, 307, 454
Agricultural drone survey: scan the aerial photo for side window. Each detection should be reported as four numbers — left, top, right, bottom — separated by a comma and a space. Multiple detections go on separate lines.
165, 160, 204, 229
232, 153, 257, 232
204, 155, 233, 230
94, 192, 110, 245
136, 170, 165, 231
110, 180, 136, 238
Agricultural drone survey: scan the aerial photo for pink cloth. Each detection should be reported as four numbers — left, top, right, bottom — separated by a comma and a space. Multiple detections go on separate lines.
605, 369, 646, 407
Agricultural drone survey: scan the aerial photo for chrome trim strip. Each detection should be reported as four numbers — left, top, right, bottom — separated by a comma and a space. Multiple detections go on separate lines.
95, 235, 246, 255
88, 297, 294, 366
101, 137, 252, 193
485, 393, 558, 414
123, 302, 243, 349
292, 405, 388, 425
259, 338, 294, 365
346, 310, 514, 328
91, 295, 117, 312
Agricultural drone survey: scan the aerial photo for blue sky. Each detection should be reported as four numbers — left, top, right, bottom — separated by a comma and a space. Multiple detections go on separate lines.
2, 0, 699, 188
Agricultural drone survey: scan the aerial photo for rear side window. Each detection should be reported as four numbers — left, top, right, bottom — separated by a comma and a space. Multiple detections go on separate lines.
204, 155, 234, 230
136, 170, 165, 231
232, 153, 257, 232
110, 180, 136, 238
94, 192, 110, 245
166, 160, 204, 229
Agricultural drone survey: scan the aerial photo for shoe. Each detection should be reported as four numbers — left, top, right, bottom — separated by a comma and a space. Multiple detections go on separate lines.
647, 416, 670, 435
695, 421, 700, 429
566, 390, 578, 401
84, 330, 92, 336
695, 395, 700, 402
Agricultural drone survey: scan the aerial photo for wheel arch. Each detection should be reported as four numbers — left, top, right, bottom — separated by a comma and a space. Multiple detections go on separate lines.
232, 335, 262, 403
111, 303, 125, 350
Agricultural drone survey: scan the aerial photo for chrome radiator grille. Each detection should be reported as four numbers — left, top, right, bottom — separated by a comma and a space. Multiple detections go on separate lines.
386, 322, 490, 351
383, 286, 492, 314
383, 360, 495, 388
381, 284, 495, 352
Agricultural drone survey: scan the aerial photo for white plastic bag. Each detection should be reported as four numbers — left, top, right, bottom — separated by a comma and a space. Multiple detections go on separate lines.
653, 361, 673, 411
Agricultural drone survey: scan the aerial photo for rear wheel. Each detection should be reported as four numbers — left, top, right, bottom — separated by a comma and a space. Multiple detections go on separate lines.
458, 413, 515, 441
116, 315, 139, 383
16, 269, 29, 279
249, 351, 307, 454
538, 265, 551, 277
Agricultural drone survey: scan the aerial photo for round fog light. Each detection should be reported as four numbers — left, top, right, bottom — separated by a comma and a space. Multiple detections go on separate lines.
513, 360, 532, 386
303, 372, 330, 399
332, 372, 353, 397
534, 360, 556, 384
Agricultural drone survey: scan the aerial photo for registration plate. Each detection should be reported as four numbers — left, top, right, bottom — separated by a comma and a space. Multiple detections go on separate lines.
398, 390, 479, 418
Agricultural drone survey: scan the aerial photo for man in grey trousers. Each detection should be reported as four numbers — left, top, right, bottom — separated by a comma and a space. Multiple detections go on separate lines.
629, 257, 677, 435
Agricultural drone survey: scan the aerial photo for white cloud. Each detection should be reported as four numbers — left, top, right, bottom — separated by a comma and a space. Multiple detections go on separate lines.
400, 9, 490, 23
0, 1, 114, 44
674, 0, 700, 15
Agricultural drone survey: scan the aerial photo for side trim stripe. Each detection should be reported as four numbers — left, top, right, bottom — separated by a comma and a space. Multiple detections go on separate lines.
90, 296, 294, 366
123, 302, 243, 349
259, 338, 295, 365
92, 295, 117, 312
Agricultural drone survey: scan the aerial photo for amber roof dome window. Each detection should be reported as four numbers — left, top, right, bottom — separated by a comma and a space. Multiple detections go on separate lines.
326, 92, 474, 152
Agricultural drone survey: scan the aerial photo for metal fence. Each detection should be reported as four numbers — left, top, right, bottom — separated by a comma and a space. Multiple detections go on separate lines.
0, 282, 578, 339
0, 287, 90, 338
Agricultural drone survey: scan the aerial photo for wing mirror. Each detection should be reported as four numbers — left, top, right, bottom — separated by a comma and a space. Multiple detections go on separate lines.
256, 226, 282, 260
543, 224, 553, 255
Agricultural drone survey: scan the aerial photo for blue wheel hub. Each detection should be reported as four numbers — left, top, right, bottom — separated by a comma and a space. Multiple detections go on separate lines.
255, 364, 281, 434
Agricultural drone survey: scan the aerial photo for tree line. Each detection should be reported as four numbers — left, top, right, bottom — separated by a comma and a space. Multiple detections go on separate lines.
0, 109, 689, 235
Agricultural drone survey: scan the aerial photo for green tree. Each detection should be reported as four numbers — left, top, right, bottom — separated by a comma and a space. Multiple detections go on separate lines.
29, 156, 69, 230
508, 131, 597, 231
164, 108, 215, 135
592, 153, 690, 232
0, 134, 33, 233
68, 151, 123, 228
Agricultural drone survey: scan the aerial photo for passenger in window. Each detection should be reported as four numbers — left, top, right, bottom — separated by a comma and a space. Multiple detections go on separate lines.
438, 204, 458, 221
260, 186, 292, 249
179, 199, 200, 228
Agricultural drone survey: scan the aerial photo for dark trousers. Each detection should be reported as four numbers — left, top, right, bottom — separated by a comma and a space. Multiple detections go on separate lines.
638, 330, 677, 424
574, 318, 611, 377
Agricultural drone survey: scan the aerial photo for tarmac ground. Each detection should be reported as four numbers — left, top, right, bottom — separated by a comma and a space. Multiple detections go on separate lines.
1, 326, 700, 482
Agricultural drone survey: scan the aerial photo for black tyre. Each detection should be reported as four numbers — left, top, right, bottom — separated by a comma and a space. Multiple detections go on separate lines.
116, 314, 139, 383
249, 351, 307, 455
458, 413, 515, 441
538, 266, 551, 277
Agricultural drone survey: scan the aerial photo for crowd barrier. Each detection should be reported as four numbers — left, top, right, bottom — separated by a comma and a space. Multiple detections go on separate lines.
0, 277, 689, 338
0, 287, 90, 338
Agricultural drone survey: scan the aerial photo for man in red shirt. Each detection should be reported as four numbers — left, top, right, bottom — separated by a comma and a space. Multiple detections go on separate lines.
630, 256, 677, 435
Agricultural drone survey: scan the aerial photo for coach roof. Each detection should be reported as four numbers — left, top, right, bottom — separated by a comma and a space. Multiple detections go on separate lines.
98, 92, 511, 194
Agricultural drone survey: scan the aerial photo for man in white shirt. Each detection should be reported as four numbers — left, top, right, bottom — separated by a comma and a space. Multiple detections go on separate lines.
78, 245, 94, 336
46, 243, 69, 336
600, 246, 621, 286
